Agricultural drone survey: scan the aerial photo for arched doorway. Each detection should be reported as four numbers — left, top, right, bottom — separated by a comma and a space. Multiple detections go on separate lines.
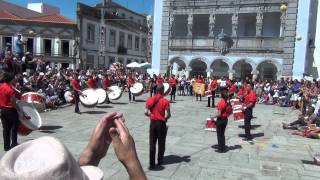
189, 58, 207, 77
211, 59, 229, 78
233, 60, 253, 80
169, 57, 187, 76
257, 61, 278, 80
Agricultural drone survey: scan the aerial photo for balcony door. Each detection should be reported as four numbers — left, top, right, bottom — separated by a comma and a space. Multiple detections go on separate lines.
43, 39, 52, 56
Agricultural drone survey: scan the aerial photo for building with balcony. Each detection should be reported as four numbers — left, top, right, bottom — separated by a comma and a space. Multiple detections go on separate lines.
0, 0, 77, 69
155, 0, 302, 80
77, 0, 148, 69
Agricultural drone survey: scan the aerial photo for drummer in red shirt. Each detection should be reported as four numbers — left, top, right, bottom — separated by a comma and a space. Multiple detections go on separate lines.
237, 82, 248, 102
156, 74, 164, 86
242, 83, 257, 141
144, 85, 171, 169
87, 75, 97, 89
169, 75, 177, 102
127, 73, 135, 102
228, 80, 236, 99
0, 72, 22, 151
71, 73, 85, 114
208, 77, 218, 107
211, 89, 232, 153
102, 74, 111, 104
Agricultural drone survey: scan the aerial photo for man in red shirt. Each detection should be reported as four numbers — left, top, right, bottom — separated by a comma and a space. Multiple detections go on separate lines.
228, 80, 236, 99
242, 83, 257, 140
102, 74, 111, 104
211, 90, 232, 152
156, 74, 164, 86
208, 77, 218, 107
0, 72, 20, 151
71, 73, 83, 114
169, 75, 177, 102
87, 75, 97, 89
144, 85, 171, 170
127, 74, 135, 101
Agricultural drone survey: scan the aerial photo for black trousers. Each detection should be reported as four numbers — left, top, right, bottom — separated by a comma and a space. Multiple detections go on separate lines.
244, 108, 253, 139
216, 117, 228, 150
74, 91, 80, 113
170, 86, 176, 101
207, 90, 216, 107
128, 88, 135, 101
149, 121, 167, 166
1, 108, 19, 151
196, 94, 202, 101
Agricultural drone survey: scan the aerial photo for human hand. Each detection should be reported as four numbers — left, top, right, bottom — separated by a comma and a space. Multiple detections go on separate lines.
79, 112, 123, 166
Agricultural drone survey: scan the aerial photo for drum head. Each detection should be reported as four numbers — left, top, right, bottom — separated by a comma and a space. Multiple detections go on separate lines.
108, 86, 122, 100
80, 89, 99, 108
130, 83, 144, 96
64, 91, 74, 103
96, 88, 107, 104
17, 100, 42, 130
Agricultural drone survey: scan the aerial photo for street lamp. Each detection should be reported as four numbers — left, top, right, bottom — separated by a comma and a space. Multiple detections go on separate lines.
280, 4, 288, 13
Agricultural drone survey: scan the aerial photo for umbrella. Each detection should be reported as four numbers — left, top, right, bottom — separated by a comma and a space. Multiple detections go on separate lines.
126, 62, 141, 68
139, 62, 152, 69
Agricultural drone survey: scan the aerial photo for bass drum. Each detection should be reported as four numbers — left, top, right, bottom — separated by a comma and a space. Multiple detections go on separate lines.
16, 100, 42, 136
108, 86, 122, 100
20, 92, 46, 113
130, 83, 144, 96
96, 88, 107, 104
80, 89, 99, 108
64, 91, 74, 103
163, 83, 171, 96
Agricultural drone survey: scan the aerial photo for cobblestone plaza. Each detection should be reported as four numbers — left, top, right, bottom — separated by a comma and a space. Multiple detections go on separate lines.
1, 94, 319, 180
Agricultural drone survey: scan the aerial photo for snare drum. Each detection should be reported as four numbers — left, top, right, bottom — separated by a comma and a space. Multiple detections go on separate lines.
96, 88, 107, 104
205, 118, 216, 132
108, 86, 122, 100
130, 83, 144, 96
163, 83, 171, 96
205, 90, 212, 98
80, 89, 99, 108
21, 92, 46, 113
64, 91, 74, 103
16, 100, 42, 136
233, 109, 244, 122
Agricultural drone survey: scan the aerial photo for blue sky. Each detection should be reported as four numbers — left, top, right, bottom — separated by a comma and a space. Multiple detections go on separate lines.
7, 0, 154, 20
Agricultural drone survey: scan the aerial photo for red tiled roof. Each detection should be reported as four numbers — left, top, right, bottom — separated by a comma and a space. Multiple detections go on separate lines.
0, 10, 20, 20
29, 14, 75, 24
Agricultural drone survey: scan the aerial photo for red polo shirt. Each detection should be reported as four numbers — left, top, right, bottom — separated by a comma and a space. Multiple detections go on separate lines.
169, 78, 177, 87
102, 78, 110, 90
210, 80, 218, 90
237, 87, 245, 97
156, 78, 164, 86
229, 84, 236, 95
128, 77, 135, 87
71, 79, 81, 91
217, 98, 232, 118
146, 94, 170, 121
196, 79, 203, 84
244, 90, 257, 108
87, 78, 97, 89
0, 83, 15, 109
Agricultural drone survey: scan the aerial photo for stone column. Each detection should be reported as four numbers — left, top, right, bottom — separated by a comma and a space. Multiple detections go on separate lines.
232, 13, 238, 37
36, 36, 41, 56
228, 70, 235, 80
280, 13, 286, 38
209, 14, 215, 37
185, 67, 191, 78
256, 12, 264, 37
187, 14, 193, 37
169, 14, 174, 37
252, 70, 259, 81
207, 69, 212, 78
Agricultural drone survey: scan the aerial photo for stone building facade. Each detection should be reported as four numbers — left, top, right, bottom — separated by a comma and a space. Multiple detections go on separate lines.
77, 1, 148, 69
159, 0, 299, 80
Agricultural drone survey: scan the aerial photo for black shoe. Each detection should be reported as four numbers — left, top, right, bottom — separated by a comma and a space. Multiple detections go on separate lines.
148, 165, 156, 170
215, 149, 227, 153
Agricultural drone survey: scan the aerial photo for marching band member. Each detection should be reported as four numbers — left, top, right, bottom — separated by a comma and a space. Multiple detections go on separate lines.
242, 83, 257, 141
71, 73, 85, 114
87, 75, 97, 89
228, 80, 236, 99
127, 73, 135, 102
169, 74, 178, 102
102, 74, 111, 104
0, 72, 24, 151
145, 85, 171, 170
156, 74, 164, 86
196, 75, 203, 101
208, 77, 218, 107
211, 89, 233, 153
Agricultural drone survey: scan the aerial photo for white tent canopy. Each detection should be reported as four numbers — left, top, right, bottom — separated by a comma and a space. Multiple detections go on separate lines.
126, 62, 141, 68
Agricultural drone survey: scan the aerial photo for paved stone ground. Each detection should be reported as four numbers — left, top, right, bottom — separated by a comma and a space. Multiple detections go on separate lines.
1, 93, 320, 180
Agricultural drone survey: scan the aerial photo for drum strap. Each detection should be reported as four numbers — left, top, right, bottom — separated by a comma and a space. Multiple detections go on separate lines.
149, 96, 162, 112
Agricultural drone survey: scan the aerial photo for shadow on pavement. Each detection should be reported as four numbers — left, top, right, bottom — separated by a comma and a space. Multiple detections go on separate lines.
96, 105, 113, 109
134, 100, 146, 103
111, 102, 128, 105
162, 155, 191, 165
39, 125, 63, 131
211, 145, 242, 152
83, 111, 107, 115
39, 130, 56, 134
301, 160, 319, 166
238, 132, 265, 139
238, 125, 262, 130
